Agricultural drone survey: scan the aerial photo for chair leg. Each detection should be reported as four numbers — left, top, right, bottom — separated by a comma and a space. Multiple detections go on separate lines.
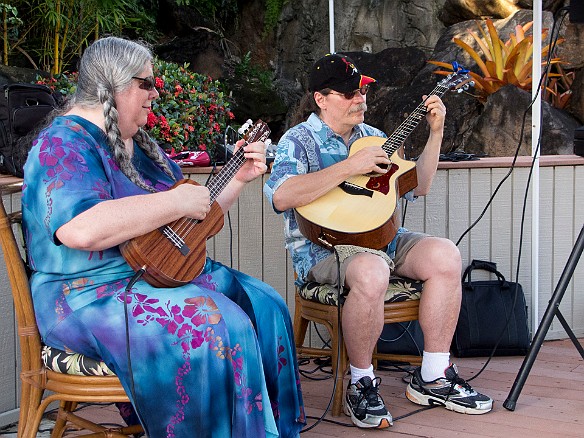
17, 380, 33, 437
20, 382, 45, 438
293, 294, 310, 349
328, 312, 348, 417
51, 400, 75, 438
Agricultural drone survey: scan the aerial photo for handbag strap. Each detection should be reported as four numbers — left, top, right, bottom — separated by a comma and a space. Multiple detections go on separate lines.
462, 259, 506, 284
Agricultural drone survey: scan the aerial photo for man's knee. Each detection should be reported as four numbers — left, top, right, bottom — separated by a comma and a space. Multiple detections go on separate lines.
428, 238, 461, 276
346, 255, 390, 299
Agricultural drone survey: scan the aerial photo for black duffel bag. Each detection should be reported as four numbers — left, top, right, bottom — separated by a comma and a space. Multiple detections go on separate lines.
452, 259, 530, 357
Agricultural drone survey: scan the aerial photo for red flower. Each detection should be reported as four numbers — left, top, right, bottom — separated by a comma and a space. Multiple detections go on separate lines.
146, 111, 158, 128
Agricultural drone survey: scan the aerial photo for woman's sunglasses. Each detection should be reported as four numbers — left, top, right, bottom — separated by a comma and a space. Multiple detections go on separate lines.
325, 84, 370, 100
132, 76, 156, 91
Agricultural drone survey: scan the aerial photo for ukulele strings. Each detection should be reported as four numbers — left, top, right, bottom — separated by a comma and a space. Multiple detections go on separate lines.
167, 142, 249, 240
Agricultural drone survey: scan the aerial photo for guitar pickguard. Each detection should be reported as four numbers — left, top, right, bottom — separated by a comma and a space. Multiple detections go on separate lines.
365, 162, 399, 195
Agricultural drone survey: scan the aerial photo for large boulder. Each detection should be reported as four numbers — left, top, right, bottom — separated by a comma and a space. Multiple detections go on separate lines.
377, 70, 482, 159
275, 0, 447, 90
0, 65, 49, 86
465, 85, 578, 156
439, 0, 533, 25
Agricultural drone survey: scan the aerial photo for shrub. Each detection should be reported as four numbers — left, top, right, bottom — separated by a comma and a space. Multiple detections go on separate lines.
36, 59, 234, 161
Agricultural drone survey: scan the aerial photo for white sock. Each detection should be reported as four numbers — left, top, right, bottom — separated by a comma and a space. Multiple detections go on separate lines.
350, 364, 374, 384
420, 351, 450, 382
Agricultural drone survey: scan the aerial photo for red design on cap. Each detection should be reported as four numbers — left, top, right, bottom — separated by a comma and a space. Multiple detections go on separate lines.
359, 75, 376, 88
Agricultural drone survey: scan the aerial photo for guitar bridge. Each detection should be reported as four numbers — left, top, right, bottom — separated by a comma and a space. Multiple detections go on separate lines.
161, 226, 190, 256
339, 181, 374, 197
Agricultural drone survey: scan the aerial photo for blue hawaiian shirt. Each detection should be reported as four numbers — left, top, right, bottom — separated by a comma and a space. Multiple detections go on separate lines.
264, 113, 408, 285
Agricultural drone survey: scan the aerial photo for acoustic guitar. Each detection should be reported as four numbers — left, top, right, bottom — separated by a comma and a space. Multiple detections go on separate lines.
120, 120, 271, 288
295, 69, 472, 250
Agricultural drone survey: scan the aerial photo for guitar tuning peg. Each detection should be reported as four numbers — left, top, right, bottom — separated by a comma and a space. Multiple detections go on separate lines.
246, 119, 253, 125
265, 139, 272, 146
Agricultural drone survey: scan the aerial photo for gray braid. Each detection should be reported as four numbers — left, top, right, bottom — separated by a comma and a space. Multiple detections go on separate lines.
99, 86, 156, 193
133, 128, 176, 180
72, 36, 173, 192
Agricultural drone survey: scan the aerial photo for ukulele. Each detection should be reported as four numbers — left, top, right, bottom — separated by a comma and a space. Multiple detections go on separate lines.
294, 68, 472, 250
120, 120, 271, 287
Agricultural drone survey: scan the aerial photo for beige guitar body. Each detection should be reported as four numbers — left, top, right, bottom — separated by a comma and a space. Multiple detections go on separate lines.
294, 136, 417, 250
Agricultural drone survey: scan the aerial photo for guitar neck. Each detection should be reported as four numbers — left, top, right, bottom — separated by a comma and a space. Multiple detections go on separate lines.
382, 81, 451, 156
206, 147, 246, 203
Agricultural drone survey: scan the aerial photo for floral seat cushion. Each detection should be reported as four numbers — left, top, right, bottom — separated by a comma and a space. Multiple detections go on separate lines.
299, 276, 423, 307
42, 345, 116, 376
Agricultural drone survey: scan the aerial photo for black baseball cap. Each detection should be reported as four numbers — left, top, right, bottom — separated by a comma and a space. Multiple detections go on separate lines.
308, 53, 376, 93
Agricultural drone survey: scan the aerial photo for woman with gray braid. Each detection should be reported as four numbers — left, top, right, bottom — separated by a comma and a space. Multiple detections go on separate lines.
22, 36, 305, 438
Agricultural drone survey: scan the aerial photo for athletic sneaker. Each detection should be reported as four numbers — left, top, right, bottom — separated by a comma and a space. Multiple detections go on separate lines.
344, 376, 393, 428
406, 364, 493, 414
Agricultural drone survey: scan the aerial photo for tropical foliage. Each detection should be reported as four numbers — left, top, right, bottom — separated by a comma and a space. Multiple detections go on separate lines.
36, 59, 234, 161
1, 0, 159, 74
1, 0, 280, 76
429, 18, 569, 107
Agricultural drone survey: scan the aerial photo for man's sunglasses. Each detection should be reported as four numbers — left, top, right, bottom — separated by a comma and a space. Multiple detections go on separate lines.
326, 84, 370, 100
132, 76, 156, 91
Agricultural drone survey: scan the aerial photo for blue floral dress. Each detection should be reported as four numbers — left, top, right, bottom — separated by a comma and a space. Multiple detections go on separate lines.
22, 115, 305, 438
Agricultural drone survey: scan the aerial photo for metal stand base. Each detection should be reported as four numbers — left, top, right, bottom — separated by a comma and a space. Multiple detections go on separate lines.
504, 224, 584, 411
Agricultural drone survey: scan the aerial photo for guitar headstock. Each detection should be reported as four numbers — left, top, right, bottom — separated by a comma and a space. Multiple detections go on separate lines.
439, 62, 475, 93
238, 119, 271, 144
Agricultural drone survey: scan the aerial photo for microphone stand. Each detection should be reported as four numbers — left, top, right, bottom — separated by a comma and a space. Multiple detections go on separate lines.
504, 224, 584, 411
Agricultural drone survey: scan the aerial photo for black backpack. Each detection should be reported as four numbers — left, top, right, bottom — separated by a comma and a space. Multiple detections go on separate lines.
0, 83, 58, 177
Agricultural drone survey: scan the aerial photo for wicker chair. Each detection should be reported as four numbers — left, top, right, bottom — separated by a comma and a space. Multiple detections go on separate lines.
294, 277, 423, 417
0, 183, 142, 438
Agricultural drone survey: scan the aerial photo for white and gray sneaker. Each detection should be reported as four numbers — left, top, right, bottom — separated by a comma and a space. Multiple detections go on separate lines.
344, 376, 393, 429
406, 364, 493, 414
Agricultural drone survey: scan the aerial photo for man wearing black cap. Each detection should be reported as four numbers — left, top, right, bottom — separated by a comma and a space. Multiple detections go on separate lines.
264, 53, 492, 429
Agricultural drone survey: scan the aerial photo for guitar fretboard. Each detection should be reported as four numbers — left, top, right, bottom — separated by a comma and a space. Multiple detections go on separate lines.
382, 82, 451, 156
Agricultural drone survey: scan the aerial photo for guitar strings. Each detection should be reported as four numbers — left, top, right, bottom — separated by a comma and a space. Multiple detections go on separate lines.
381, 82, 449, 156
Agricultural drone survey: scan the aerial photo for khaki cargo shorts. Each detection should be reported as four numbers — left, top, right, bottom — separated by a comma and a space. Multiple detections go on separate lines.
305, 231, 427, 290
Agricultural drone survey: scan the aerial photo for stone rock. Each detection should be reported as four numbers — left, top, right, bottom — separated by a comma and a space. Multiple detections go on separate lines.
465, 85, 579, 156
154, 32, 225, 80
557, 16, 584, 70
225, 75, 289, 140
0, 64, 49, 86
276, 0, 447, 90
569, 68, 584, 124
439, 0, 532, 25
346, 0, 446, 54
376, 73, 482, 159
342, 48, 428, 88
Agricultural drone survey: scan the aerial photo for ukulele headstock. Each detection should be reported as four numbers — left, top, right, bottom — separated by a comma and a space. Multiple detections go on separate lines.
238, 119, 271, 145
